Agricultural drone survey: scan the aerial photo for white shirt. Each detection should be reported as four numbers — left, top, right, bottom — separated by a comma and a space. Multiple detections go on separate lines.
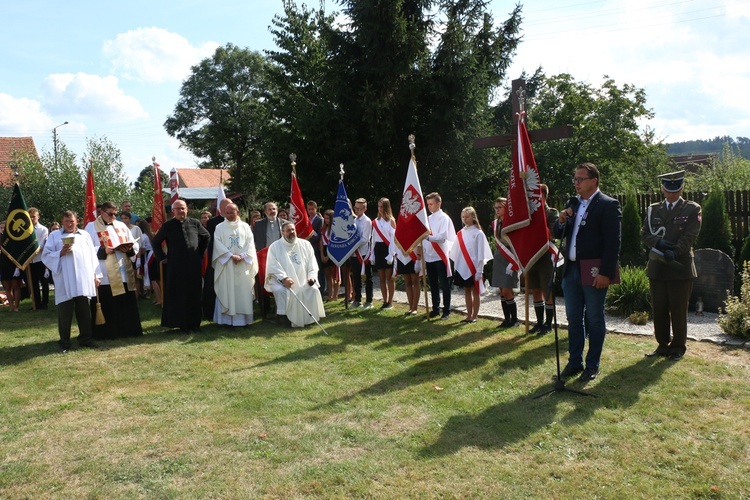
568, 189, 600, 262
32, 222, 49, 263
422, 209, 456, 263
41, 229, 101, 304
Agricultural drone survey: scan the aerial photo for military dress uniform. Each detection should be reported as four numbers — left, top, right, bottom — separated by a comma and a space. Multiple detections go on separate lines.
641, 172, 701, 359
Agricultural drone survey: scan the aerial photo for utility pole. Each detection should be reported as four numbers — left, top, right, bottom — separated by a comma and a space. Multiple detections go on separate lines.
53, 121, 69, 167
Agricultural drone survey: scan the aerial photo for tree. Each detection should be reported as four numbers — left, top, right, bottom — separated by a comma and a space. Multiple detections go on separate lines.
164, 44, 272, 199
82, 136, 131, 208
620, 192, 644, 266
265, 0, 522, 204
131, 165, 169, 219
695, 188, 734, 257
691, 142, 750, 192
15, 143, 82, 224
493, 72, 670, 199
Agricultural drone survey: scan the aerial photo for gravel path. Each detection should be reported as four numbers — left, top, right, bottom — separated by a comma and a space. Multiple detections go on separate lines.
364, 279, 749, 349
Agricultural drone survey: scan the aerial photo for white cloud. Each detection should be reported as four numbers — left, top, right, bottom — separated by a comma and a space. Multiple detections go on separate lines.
0, 93, 54, 134
41, 73, 147, 121
103, 27, 220, 84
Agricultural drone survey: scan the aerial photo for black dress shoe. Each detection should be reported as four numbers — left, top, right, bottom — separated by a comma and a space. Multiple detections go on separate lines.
645, 350, 668, 358
668, 352, 684, 361
537, 325, 550, 335
529, 323, 543, 333
440, 313, 450, 321
429, 310, 441, 318
58, 346, 69, 354
79, 342, 100, 349
559, 364, 584, 379
579, 367, 599, 381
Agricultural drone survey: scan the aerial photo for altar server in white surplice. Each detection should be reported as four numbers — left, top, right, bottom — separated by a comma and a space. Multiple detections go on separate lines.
212, 203, 259, 326
42, 210, 102, 352
264, 221, 325, 328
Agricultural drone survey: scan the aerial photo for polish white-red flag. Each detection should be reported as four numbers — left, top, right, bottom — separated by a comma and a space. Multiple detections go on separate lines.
151, 162, 166, 234
215, 184, 226, 216
83, 165, 97, 226
289, 170, 313, 239
500, 113, 550, 273
395, 156, 430, 254
169, 168, 180, 206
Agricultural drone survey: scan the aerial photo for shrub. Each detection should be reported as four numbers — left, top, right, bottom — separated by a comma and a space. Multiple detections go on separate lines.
718, 261, 750, 339
605, 266, 651, 318
620, 192, 644, 266
628, 311, 649, 325
695, 188, 733, 257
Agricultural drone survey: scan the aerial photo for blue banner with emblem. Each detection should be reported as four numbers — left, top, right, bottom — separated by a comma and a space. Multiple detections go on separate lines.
326, 179, 361, 267
1, 183, 39, 270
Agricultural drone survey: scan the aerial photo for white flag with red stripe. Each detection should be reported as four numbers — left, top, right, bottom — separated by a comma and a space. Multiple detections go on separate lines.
500, 113, 550, 273
169, 168, 179, 206
395, 157, 430, 254
215, 184, 226, 216
290, 171, 313, 239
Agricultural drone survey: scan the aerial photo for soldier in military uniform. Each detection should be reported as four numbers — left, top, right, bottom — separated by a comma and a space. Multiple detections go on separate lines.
641, 171, 701, 361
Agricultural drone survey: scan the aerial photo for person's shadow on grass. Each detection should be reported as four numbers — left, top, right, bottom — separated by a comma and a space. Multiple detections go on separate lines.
420, 356, 672, 457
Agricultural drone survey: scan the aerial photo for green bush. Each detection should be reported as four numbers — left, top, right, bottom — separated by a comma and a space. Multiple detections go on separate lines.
605, 266, 651, 318
695, 188, 733, 257
620, 192, 644, 266
718, 261, 750, 339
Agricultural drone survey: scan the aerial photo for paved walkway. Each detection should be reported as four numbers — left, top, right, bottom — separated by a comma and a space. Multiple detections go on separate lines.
368, 280, 748, 348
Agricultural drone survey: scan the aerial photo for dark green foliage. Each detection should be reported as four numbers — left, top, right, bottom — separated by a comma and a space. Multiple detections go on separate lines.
741, 231, 750, 269
494, 72, 670, 199
620, 192, 644, 266
695, 188, 734, 257
605, 266, 651, 318
264, 0, 523, 204
164, 44, 273, 199
667, 135, 750, 159
718, 261, 750, 339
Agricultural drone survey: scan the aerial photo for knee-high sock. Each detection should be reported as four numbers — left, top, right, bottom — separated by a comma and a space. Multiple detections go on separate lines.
534, 301, 545, 325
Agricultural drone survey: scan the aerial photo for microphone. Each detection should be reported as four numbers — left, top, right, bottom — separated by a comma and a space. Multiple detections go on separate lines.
565, 196, 579, 210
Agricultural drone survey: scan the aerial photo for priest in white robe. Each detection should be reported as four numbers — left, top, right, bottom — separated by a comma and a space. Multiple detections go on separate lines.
42, 210, 101, 352
212, 203, 259, 326
264, 221, 325, 327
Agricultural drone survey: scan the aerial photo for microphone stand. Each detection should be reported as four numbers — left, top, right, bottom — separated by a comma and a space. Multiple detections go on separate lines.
534, 200, 597, 399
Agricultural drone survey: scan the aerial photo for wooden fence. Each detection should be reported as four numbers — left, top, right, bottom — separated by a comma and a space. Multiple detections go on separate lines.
444, 190, 750, 261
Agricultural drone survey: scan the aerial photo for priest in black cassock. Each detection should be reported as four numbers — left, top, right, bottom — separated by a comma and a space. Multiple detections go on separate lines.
152, 199, 210, 333
201, 198, 231, 320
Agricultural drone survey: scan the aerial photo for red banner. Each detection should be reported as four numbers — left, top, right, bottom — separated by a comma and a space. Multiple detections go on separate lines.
500, 114, 550, 273
83, 166, 97, 226
289, 171, 313, 239
151, 163, 166, 234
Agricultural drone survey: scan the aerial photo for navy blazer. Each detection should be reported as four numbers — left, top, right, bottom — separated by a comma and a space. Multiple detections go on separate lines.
553, 191, 622, 280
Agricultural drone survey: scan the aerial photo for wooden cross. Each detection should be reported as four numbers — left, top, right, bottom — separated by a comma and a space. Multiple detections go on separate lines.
473, 78, 574, 150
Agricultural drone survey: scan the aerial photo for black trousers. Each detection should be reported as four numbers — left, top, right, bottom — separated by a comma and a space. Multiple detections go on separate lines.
650, 278, 693, 355
57, 296, 94, 348
426, 260, 452, 314
349, 256, 373, 303
30, 261, 49, 308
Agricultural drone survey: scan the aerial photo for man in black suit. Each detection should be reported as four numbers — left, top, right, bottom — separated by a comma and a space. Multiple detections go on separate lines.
252, 202, 286, 250
202, 198, 231, 320
553, 162, 622, 382
252, 201, 288, 317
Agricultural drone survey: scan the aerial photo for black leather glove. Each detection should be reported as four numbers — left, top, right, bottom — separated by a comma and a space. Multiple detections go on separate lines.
656, 239, 675, 251
664, 250, 675, 262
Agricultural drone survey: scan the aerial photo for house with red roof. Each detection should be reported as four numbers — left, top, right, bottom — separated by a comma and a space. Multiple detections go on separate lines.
0, 137, 40, 186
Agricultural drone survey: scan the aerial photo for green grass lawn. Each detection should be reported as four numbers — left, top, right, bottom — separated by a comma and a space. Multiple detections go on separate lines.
1, 296, 748, 498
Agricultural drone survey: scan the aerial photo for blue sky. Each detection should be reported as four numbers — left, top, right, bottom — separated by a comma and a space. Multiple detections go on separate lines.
1, 0, 749, 182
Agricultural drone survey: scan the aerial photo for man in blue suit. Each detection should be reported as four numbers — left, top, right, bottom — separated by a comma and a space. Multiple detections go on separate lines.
554, 163, 622, 382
